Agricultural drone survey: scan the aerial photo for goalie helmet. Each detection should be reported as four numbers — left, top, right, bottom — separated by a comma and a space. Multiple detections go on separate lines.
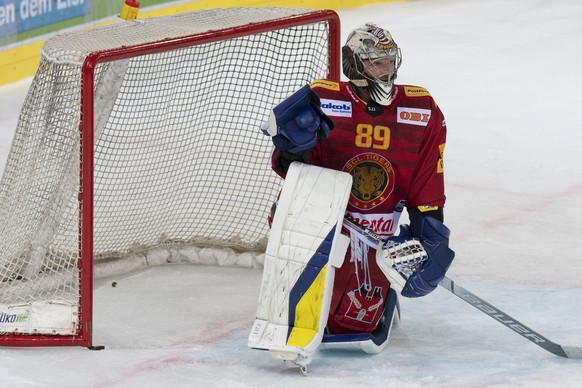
343, 23, 402, 105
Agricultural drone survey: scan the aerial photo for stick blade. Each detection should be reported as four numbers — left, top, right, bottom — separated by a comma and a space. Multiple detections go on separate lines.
563, 346, 582, 359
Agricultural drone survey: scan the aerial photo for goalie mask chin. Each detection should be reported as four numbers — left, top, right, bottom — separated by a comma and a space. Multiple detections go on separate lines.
342, 23, 402, 106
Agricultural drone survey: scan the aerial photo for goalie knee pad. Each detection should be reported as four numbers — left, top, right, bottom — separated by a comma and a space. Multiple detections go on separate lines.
320, 287, 400, 354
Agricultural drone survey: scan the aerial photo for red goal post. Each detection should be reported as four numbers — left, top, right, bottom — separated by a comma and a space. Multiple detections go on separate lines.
0, 7, 340, 347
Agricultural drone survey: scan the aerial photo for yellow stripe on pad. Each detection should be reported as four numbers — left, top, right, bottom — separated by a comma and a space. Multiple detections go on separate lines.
286, 262, 328, 348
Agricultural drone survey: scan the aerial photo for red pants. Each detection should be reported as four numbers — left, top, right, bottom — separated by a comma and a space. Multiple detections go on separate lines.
327, 244, 390, 334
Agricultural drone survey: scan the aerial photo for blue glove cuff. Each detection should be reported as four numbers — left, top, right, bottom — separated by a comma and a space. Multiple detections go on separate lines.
401, 217, 455, 298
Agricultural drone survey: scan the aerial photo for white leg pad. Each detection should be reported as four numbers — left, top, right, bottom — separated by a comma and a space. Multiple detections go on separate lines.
248, 162, 352, 367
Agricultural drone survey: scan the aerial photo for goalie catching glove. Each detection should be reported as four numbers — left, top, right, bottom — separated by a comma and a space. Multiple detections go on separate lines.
261, 84, 334, 153
377, 216, 455, 298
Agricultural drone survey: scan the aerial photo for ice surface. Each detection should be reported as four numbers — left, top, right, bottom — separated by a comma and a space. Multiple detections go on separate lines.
1, 0, 581, 386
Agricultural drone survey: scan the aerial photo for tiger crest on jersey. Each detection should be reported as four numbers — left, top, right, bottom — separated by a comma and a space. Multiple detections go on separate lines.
343, 153, 395, 210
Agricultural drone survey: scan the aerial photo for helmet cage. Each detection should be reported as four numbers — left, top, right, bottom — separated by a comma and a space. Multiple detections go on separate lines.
342, 24, 402, 105
349, 29, 402, 87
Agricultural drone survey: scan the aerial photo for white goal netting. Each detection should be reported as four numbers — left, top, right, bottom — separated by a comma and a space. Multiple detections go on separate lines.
0, 7, 337, 338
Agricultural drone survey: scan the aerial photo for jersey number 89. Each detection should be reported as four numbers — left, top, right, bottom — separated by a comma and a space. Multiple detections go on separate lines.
355, 124, 391, 150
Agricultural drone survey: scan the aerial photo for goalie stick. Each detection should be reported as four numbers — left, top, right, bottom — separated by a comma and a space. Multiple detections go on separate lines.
343, 217, 582, 359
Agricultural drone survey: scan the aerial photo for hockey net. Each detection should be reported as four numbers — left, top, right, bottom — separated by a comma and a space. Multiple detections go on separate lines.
0, 7, 340, 346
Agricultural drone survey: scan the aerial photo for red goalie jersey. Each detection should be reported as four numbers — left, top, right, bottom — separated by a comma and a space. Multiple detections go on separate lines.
308, 79, 447, 233
272, 79, 448, 334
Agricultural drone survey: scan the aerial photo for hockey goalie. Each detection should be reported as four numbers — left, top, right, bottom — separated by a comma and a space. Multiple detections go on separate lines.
248, 22, 455, 368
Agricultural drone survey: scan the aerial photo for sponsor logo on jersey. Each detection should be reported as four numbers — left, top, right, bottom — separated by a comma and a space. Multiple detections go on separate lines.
320, 98, 352, 117
403, 86, 431, 97
311, 79, 340, 91
417, 205, 439, 212
343, 153, 395, 211
397, 107, 431, 127
347, 211, 401, 237
437, 143, 446, 173
365, 103, 384, 117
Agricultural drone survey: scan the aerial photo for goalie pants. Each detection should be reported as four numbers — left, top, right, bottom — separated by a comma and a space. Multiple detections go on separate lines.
327, 234, 390, 334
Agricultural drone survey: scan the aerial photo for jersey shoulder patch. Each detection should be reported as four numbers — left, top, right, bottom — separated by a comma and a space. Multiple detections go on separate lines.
311, 79, 340, 91
403, 85, 431, 97
417, 205, 439, 212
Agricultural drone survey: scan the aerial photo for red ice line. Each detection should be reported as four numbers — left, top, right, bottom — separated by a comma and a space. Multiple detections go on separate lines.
453, 182, 582, 242
91, 318, 251, 387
